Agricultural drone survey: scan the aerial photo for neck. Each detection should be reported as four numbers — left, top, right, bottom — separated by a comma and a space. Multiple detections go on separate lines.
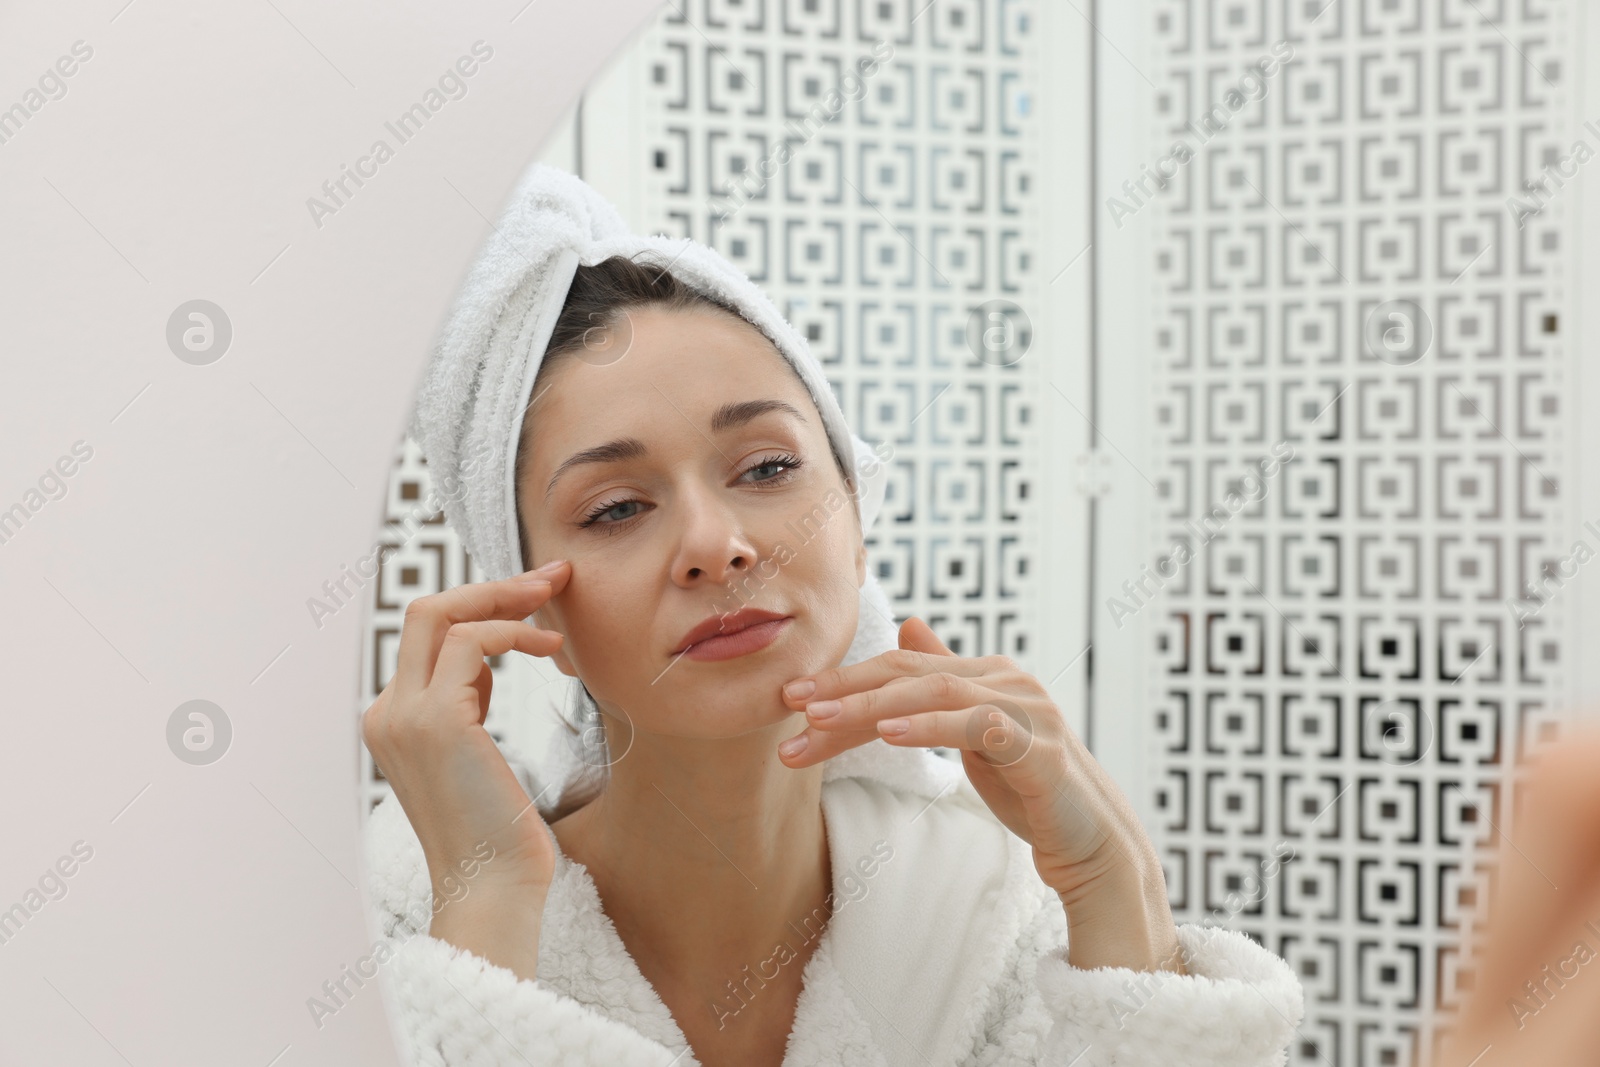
553, 722, 834, 984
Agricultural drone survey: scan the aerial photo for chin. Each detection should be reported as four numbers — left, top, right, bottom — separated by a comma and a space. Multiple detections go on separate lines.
662, 663, 807, 734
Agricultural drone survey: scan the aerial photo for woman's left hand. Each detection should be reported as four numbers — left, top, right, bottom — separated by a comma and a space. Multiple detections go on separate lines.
778, 616, 1183, 973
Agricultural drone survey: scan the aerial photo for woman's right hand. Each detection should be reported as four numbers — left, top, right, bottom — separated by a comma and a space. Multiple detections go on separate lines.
361, 560, 572, 978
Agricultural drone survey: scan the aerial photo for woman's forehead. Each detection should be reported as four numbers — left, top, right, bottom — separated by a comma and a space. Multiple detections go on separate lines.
533, 313, 810, 426
524, 315, 825, 486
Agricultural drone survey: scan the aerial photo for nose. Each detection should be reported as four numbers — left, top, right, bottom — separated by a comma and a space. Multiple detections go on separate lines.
670, 482, 761, 588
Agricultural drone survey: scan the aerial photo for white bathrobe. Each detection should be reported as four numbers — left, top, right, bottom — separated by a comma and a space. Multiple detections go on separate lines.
361, 735, 1304, 1066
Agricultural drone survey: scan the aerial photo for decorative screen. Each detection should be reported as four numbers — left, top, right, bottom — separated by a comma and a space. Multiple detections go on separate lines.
1140, 1, 1580, 1063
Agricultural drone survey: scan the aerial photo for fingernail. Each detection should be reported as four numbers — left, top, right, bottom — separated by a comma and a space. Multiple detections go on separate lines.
806, 700, 841, 720
779, 735, 808, 758
784, 679, 816, 701
878, 718, 910, 735
535, 559, 567, 572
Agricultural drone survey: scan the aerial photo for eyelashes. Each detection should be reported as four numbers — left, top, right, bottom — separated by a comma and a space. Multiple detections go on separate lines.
577, 452, 806, 532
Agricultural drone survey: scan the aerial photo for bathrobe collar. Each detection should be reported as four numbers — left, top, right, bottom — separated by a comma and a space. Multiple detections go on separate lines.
528, 739, 1048, 1067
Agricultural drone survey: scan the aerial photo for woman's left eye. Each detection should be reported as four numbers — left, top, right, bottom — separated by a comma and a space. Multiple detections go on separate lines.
741, 452, 804, 485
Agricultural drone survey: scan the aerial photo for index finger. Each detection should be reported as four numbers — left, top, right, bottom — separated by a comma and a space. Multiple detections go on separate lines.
781, 646, 996, 708
393, 563, 571, 692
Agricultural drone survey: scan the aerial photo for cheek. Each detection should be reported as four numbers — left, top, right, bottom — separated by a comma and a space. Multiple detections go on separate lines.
783, 505, 863, 631
811, 498, 862, 577
543, 570, 639, 671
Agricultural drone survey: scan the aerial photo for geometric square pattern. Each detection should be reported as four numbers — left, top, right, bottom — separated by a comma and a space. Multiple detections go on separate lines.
1147, 1, 1578, 1062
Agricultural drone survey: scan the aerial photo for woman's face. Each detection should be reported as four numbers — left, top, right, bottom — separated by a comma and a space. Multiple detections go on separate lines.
518, 303, 866, 740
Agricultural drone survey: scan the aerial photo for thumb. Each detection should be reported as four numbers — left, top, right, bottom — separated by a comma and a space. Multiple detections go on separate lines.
900, 616, 956, 657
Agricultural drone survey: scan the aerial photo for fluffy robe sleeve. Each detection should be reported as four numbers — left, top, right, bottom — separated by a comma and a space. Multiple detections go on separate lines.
955, 871, 1305, 1067
360, 790, 689, 1067
1033, 925, 1303, 1066
379, 930, 687, 1066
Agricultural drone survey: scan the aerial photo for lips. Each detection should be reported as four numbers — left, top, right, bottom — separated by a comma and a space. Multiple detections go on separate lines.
672, 607, 791, 655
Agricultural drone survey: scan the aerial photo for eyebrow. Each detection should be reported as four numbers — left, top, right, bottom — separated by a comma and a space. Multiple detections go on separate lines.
543, 398, 809, 502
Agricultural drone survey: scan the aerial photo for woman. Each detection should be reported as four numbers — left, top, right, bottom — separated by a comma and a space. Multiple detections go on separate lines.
360, 164, 1303, 1066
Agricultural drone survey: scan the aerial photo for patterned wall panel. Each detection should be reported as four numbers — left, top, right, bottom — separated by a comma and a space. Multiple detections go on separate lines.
359, 0, 1046, 813
1140, 1, 1578, 1063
